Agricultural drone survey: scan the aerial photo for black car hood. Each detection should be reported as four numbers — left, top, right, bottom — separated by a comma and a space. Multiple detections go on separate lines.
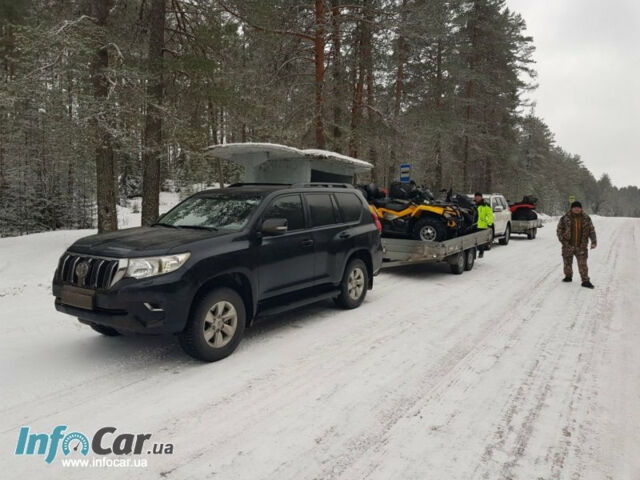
69, 226, 229, 257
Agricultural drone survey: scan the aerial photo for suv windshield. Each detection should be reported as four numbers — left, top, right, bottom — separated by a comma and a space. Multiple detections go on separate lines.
157, 193, 262, 231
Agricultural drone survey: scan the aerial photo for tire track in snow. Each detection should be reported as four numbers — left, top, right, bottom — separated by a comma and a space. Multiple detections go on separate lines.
126, 242, 559, 479
553, 220, 629, 480
2, 219, 637, 480
474, 219, 624, 480
298, 257, 562, 480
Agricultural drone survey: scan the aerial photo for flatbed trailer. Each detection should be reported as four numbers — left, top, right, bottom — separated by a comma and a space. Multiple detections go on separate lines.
380, 229, 492, 274
510, 219, 543, 239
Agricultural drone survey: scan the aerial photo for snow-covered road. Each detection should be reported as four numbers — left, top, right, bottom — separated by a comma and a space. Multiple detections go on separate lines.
1, 216, 639, 479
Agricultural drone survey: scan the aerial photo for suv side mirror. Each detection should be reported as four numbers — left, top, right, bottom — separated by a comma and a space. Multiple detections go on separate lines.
262, 218, 288, 236
493, 205, 504, 213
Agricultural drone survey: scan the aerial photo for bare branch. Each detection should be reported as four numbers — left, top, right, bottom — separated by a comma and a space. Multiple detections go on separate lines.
101, 43, 124, 63
219, 2, 316, 42
162, 48, 180, 57
55, 15, 100, 35
25, 54, 62, 78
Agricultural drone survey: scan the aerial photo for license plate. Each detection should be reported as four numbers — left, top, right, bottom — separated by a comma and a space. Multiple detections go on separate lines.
60, 286, 95, 310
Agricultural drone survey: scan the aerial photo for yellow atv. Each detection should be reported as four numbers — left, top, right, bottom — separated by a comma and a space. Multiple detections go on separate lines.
360, 183, 475, 242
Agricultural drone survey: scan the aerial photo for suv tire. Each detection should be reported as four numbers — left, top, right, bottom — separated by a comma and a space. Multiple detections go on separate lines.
335, 258, 368, 309
179, 287, 246, 362
499, 224, 511, 245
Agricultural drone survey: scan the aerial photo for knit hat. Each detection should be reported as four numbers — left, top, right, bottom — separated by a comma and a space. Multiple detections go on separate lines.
570, 201, 582, 209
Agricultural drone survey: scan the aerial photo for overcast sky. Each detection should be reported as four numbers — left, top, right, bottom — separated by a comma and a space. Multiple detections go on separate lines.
505, 0, 640, 188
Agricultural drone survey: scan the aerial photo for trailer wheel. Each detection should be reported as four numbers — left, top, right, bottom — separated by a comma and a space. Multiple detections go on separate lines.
464, 248, 476, 271
449, 252, 465, 275
486, 226, 494, 250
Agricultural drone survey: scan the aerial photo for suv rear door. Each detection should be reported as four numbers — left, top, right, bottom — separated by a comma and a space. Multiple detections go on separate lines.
303, 192, 348, 286
257, 193, 316, 298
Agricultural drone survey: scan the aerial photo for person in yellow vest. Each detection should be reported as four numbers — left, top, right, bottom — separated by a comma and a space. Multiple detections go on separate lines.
556, 201, 597, 288
474, 192, 493, 258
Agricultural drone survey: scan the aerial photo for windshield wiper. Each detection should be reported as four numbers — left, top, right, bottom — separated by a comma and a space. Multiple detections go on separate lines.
178, 225, 219, 232
152, 222, 218, 231
152, 222, 181, 229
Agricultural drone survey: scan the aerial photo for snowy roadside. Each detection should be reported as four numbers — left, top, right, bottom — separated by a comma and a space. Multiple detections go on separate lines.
1, 215, 638, 479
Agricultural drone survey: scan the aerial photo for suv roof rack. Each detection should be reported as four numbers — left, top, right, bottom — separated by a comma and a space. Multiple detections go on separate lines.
227, 183, 290, 187
291, 182, 355, 189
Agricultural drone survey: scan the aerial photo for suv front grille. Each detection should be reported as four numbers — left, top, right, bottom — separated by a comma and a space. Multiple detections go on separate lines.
57, 253, 124, 289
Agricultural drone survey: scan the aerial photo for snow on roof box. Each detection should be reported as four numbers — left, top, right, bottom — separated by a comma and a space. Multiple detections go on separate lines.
205, 143, 372, 184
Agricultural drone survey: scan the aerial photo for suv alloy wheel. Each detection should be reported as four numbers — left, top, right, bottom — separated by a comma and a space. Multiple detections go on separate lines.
179, 287, 246, 362
335, 259, 369, 309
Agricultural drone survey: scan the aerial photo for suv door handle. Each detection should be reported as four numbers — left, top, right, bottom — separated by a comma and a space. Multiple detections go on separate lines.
301, 239, 314, 247
338, 231, 351, 239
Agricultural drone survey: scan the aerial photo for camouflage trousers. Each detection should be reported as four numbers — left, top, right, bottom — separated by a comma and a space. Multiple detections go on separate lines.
562, 246, 589, 282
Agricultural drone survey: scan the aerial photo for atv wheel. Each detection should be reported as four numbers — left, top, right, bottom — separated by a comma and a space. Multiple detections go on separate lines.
178, 287, 246, 362
499, 224, 511, 245
412, 217, 447, 242
90, 324, 121, 336
335, 259, 368, 309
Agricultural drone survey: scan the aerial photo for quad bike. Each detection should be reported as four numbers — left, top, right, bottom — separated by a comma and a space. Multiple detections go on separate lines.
510, 195, 539, 221
359, 182, 477, 242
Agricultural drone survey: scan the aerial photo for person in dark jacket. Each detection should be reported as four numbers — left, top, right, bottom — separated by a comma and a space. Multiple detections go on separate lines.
556, 201, 597, 288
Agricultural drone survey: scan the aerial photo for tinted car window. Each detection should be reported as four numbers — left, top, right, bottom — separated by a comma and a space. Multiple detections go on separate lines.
335, 193, 363, 223
305, 194, 338, 227
263, 194, 305, 231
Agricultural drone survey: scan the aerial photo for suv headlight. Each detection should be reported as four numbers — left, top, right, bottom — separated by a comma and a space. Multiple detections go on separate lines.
125, 253, 191, 279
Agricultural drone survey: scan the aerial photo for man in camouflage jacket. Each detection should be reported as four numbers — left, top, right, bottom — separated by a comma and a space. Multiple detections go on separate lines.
556, 201, 597, 288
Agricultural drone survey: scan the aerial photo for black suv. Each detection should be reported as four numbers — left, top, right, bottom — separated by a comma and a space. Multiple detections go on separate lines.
52, 183, 383, 361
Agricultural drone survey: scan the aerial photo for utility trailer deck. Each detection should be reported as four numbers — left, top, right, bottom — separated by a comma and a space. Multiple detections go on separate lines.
511, 219, 543, 239
380, 229, 492, 274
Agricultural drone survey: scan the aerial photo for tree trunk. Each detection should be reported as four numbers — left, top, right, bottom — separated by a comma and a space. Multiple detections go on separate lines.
314, 0, 326, 149
348, 63, 364, 158
90, 0, 118, 233
484, 156, 493, 193
330, 1, 343, 152
348, 11, 367, 158
434, 39, 443, 190
207, 98, 225, 188
390, 0, 407, 187
141, 0, 166, 226
463, 68, 473, 192
363, 6, 377, 179
462, 2, 480, 193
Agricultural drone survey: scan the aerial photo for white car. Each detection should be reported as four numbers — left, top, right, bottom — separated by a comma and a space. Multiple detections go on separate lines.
483, 193, 512, 245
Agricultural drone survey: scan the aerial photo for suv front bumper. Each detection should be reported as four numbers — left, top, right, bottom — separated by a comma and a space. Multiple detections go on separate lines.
52, 273, 195, 334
